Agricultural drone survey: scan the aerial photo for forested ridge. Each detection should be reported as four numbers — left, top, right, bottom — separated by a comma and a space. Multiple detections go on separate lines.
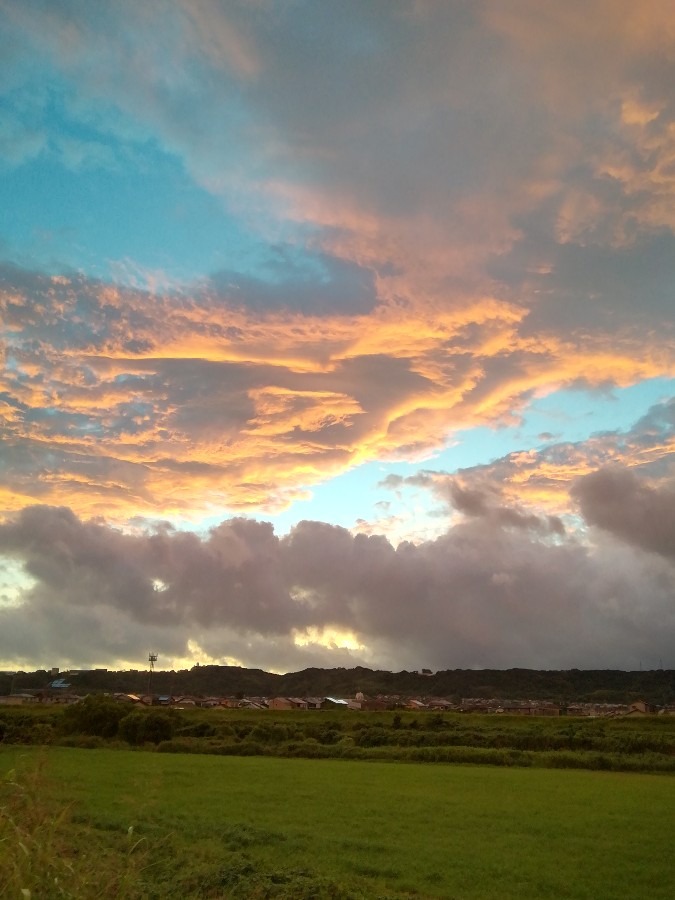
3, 666, 674, 704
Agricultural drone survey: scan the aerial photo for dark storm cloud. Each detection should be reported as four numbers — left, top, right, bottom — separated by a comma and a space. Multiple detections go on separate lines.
572, 466, 675, 560
0, 507, 310, 633
1, 501, 674, 671
448, 481, 565, 536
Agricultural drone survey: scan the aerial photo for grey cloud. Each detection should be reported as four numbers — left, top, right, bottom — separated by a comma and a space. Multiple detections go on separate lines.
386, 395, 675, 523
1, 503, 673, 671
0, 507, 312, 636
572, 466, 675, 560
493, 227, 675, 336
385, 472, 565, 537
448, 481, 565, 535
631, 397, 675, 444
208, 250, 378, 316
0, 263, 160, 352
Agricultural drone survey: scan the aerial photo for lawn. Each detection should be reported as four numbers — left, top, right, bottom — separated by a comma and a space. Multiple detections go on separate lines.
1, 747, 673, 898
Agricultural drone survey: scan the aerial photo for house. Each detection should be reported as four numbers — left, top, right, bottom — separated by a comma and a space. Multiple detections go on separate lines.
459, 698, 498, 713
532, 703, 560, 717
427, 698, 454, 710
197, 697, 222, 708
348, 696, 389, 711
495, 702, 560, 716
268, 697, 307, 710
302, 696, 349, 710
406, 699, 428, 711
0, 693, 37, 705
237, 699, 268, 710
625, 700, 657, 716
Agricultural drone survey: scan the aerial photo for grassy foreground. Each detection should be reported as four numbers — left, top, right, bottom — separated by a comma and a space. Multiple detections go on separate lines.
1, 747, 674, 899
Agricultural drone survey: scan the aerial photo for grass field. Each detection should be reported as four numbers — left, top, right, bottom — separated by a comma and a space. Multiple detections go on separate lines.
1, 747, 674, 899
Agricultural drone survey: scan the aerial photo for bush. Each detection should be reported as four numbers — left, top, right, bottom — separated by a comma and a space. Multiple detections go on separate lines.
282, 739, 333, 759
118, 709, 177, 745
60, 695, 127, 738
57, 734, 106, 749
2, 723, 55, 745
355, 727, 390, 747
176, 720, 216, 738
157, 738, 203, 754
213, 740, 264, 756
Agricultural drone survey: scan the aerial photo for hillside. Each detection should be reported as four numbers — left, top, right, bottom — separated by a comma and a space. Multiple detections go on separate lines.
3, 666, 674, 704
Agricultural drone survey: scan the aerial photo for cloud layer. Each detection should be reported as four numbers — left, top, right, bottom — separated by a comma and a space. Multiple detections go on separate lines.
2, 262, 674, 522
2, 461, 674, 672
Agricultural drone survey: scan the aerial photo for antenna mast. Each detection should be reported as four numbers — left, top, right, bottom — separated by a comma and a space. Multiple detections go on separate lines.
148, 653, 158, 698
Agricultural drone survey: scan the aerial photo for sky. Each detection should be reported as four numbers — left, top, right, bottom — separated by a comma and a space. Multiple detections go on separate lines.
1, 0, 675, 675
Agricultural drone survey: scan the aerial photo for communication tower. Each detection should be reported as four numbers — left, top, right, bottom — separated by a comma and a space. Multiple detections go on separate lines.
147, 653, 158, 698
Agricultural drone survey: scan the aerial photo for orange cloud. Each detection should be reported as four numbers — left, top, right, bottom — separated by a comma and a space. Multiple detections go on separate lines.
3, 258, 675, 525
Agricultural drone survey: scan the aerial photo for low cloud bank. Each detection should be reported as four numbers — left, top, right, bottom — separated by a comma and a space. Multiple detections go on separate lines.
1, 467, 674, 672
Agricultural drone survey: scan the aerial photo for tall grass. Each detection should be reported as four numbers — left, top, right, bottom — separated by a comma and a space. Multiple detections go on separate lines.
0, 751, 390, 899
0, 753, 151, 899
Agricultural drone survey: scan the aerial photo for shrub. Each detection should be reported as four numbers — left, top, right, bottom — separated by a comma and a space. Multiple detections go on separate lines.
60, 695, 127, 738
118, 709, 177, 745
355, 727, 390, 747
176, 720, 216, 738
249, 724, 274, 743
284, 739, 333, 759
214, 740, 264, 756
1, 723, 55, 745
57, 734, 106, 750
157, 738, 203, 754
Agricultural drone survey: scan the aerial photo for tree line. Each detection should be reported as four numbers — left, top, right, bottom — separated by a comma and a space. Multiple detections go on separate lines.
2, 665, 674, 704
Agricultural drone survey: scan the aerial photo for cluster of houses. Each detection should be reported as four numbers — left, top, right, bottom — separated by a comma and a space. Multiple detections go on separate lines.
456, 698, 675, 717
2, 687, 673, 717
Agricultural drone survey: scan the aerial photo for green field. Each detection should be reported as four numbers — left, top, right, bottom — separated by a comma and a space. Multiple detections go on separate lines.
1, 747, 674, 899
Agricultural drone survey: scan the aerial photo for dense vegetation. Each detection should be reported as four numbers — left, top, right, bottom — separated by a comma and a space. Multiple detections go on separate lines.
2, 748, 674, 899
3, 664, 675, 703
2, 699, 674, 774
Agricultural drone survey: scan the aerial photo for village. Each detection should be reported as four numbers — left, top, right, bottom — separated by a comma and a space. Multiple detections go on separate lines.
1, 683, 672, 718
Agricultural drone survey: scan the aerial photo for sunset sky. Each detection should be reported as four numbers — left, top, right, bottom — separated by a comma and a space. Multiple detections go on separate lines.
1, 1, 675, 675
